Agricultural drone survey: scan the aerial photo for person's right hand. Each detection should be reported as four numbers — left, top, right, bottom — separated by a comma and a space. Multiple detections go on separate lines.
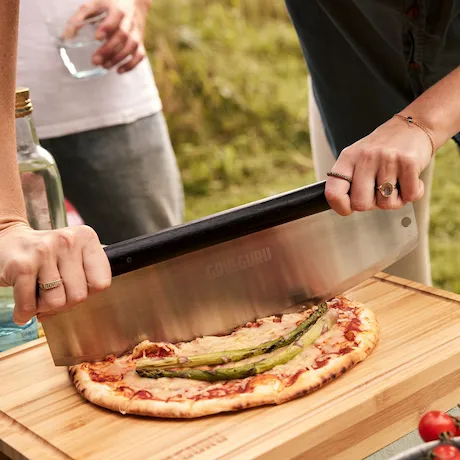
0, 224, 112, 325
325, 114, 433, 216
62, 0, 149, 74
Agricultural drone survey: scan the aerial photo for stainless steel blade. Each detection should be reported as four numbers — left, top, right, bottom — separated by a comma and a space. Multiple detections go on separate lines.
43, 204, 418, 365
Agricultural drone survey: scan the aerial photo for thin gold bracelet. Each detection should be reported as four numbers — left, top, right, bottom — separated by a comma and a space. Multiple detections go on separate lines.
394, 114, 436, 156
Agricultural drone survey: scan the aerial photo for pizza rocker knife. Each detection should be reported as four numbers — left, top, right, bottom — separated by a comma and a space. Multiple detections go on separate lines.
43, 180, 418, 366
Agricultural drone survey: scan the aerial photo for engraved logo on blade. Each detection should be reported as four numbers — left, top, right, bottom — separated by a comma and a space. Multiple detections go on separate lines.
205, 247, 272, 279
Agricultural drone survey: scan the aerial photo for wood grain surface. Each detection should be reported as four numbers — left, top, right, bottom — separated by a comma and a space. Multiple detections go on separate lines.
1, 273, 459, 460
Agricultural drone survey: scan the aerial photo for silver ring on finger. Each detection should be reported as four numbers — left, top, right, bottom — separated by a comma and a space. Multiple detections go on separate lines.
38, 279, 63, 291
376, 181, 399, 198
326, 171, 353, 184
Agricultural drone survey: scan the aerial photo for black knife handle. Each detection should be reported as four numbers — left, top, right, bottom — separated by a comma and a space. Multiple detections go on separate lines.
104, 180, 330, 277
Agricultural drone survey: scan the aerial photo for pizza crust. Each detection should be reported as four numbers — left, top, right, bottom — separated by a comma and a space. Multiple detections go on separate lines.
69, 297, 379, 418
71, 366, 283, 418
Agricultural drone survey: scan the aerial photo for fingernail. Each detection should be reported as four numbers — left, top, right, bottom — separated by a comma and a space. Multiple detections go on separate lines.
13, 316, 27, 326
95, 30, 106, 41
93, 55, 102, 65
103, 61, 112, 69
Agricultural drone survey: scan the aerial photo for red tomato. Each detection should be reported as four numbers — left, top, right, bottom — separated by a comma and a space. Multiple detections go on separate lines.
455, 417, 460, 437
418, 412, 456, 442
430, 445, 460, 460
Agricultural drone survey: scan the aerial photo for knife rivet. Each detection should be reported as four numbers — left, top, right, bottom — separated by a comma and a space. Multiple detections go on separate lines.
127, 257, 132, 263
401, 217, 412, 227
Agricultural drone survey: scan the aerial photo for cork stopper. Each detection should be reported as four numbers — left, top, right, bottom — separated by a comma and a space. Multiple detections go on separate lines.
15, 87, 33, 118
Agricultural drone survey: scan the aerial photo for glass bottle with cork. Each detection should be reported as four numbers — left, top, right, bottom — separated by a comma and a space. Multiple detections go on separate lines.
0, 88, 68, 352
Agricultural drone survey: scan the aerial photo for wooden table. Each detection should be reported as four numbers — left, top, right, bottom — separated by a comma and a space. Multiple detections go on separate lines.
1, 273, 459, 460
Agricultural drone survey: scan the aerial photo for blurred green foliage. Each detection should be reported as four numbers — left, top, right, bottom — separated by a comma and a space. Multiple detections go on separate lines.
145, 0, 460, 293
145, 0, 312, 200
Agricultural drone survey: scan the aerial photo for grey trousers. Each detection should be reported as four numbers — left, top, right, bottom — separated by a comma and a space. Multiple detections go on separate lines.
41, 112, 184, 244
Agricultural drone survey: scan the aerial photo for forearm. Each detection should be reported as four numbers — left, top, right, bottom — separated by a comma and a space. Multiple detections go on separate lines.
398, 66, 460, 151
0, 0, 27, 232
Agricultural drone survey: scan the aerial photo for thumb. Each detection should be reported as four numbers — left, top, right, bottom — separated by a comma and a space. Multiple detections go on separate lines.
415, 178, 425, 202
61, 1, 104, 40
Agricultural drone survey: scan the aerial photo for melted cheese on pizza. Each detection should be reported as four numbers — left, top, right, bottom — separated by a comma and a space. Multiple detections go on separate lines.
78, 299, 361, 401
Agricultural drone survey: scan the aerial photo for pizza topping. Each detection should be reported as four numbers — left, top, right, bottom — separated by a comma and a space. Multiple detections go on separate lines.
272, 307, 358, 379
314, 357, 331, 369
131, 342, 178, 360
137, 308, 335, 382
132, 390, 153, 400
245, 373, 281, 391
84, 302, 352, 392
345, 331, 355, 341
177, 312, 307, 356
338, 346, 354, 355
330, 297, 343, 306
346, 319, 362, 333
193, 388, 231, 400
136, 303, 328, 371
90, 370, 123, 383
118, 370, 211, 398
190, 374, 282, 400
333, 298, 352, 311
116, 386, 135, 398
81, 298, 369, 403
244, 320, 263, 328
285, 369, 305, 386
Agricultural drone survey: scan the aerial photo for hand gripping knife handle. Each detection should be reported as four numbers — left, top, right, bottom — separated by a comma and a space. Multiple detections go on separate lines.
43, 181, 418, 365
105, 181, 331, 277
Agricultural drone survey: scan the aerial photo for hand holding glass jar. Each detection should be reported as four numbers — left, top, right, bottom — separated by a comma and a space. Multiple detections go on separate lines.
60, 0, 149, 75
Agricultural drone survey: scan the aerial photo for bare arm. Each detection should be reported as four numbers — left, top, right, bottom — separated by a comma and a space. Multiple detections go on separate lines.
400, 66, 460, 149
0, 0, 27, 232
0, 0, 111, 324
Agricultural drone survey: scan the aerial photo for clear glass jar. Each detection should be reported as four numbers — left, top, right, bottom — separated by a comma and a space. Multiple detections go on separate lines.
0, 287, 39, 352
0, 88, 68, 352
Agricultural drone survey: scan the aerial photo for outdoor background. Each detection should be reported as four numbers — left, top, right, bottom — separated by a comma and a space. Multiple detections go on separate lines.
145, 0, 460, 294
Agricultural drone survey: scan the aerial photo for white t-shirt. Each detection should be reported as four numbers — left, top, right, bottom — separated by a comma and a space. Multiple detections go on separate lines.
16, 0, 162, 139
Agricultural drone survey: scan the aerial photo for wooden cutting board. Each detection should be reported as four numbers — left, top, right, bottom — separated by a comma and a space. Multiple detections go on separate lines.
1, 273, 459, 460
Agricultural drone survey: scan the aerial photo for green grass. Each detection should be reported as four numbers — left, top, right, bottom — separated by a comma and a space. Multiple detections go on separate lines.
430, 143, 460, 293
146, 0, 460, 293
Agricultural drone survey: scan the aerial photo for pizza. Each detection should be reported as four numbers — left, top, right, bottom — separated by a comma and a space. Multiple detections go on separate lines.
69, 296, 379, 418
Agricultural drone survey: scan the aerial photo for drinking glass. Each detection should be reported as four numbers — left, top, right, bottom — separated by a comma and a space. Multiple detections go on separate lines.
46, 11, 108, 80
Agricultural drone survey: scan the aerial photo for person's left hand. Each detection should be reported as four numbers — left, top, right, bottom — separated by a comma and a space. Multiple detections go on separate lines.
62, 0, 150, 74
325, 115, 434, 216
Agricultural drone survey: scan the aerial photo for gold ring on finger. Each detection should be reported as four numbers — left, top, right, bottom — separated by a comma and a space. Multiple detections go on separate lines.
38, 279, 63, 291
376, 181, 398, 198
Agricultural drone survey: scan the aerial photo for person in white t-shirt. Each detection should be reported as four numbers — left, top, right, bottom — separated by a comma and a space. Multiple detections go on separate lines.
16, 0, 184, 244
